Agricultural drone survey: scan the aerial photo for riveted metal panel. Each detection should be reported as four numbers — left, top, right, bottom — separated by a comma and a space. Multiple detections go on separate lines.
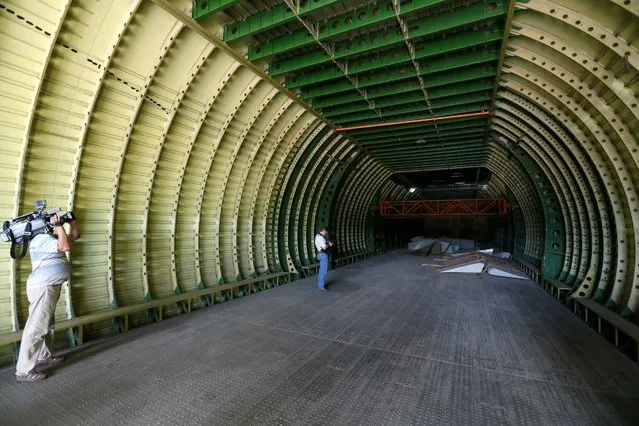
217, 83, 277, 281
41, 0, 143, 324
237, 97, 295, 276
294, 130, 341, 265
265, 114, 317, 273
281, 131, 349, 269
197, 69, 261, 285
3, 0, 639, 366
0, 0, 72, 364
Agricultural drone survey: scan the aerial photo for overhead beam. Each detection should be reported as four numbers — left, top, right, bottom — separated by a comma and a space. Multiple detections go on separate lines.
379, 198, 508, 218
339, 103, 491, 128
283, 28, 503, 85
226, 0, 451, 42
392, 163, 484, 173
382, 159, 488, 170
223, 0, 343, 42
346, 114, 489, 138
375, 150, 488, 163
304, 53, 499, 101
372, 139, 488, 157
321, 79, 493, 117
380, 152, 488, 166
192, 0, 241, 19
333, 93, 492, 125
354, 118, 488, 142
361, 129, 489, 147
338, 109, 491, 132
279, 0, 385, 123
391, 0, 435, 136
250, 0, 453, 61
313, 72, 494, 108
254, 0, 507, 62
489, 0, 517, 110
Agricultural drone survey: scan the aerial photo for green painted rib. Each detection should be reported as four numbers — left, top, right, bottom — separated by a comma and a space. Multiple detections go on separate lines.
372, 139, 488, 155
346, 115, 488, 138
224, 0, 343, 42
283, 28, 503, 84
332, 93, 492, 124
353, 119, 488, 142
193, 0, 241, 19
339, 103, 490, 127
382, 156, 488, 167
380, 150, 488, 164
311, 68, 495, 108
360, 128, 489, 147
227, 0, 451, 42
304, 52, 499, 101
254, 0, 506, 61
321, 80, 493, 117
250, 0, 452, 60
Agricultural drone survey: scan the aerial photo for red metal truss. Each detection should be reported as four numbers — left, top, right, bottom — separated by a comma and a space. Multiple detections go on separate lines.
379, 198, 507, 218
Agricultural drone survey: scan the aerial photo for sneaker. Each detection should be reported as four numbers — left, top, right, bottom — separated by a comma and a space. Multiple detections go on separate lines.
37, 356, 64, 366
318, 287, 328, 292
16, 372, 48, 382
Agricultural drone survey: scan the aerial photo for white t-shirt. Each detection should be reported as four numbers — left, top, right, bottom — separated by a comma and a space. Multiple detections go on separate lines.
26, 234, 69, 288
315, 233, 327, 253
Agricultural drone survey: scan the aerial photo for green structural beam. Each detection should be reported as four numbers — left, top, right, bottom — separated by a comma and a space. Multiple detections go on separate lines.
253, 0, 507, 62
381, 154, 489, 168
382, 155, 487, 164
354, 118, 488, 142
380, 151, 488, 164
305, 54, 499, 102
332, 93, 492, 124
346, 116, 488, 138
361, 128, 488, 147
192, 0, 241, 19
339, 102, 490, 128
507, 143, 566, 278
250, 0, 453, 61
343, 75, 492, 107
321, 79, 493, 117
283, 28, 503, 85
224, 0, 343, 42
372, 139, 488, 157
226, 0, 451, 42
316, 150, 361, 244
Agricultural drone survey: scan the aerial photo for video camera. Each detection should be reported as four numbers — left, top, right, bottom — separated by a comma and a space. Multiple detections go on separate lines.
2, 200, 76, 260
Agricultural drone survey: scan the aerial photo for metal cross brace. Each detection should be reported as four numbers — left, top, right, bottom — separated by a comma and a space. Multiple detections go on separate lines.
391, 0, 447, 165
281, 0, 384, 122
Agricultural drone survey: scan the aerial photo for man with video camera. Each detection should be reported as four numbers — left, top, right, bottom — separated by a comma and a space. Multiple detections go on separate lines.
315, 226, 334, 291
15, 212, 80, 382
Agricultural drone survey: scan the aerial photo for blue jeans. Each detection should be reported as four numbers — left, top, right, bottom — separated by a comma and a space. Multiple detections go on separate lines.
318, 252, 329, 289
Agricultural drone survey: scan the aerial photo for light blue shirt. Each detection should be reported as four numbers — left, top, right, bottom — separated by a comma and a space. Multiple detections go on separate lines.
26, 234, 69, 288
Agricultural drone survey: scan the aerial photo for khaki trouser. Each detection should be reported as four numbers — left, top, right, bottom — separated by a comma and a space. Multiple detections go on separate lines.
15, 284, 61, 375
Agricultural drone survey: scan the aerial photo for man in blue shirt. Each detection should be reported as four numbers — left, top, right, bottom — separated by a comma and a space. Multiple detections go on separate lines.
314, 227, 333, 291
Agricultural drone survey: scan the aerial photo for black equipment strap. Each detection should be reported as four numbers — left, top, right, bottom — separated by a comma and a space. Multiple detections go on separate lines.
4, 221, 31, 260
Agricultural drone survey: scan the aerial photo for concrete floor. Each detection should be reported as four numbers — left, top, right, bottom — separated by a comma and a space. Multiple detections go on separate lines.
1, 252, 639, 425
